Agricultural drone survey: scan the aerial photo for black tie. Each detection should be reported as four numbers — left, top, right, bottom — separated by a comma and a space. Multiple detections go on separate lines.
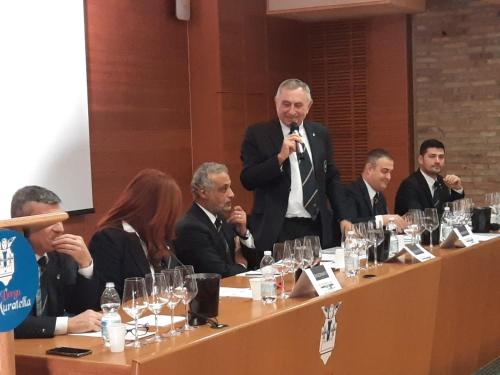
290, 128, 319, 219
215, 218, 231, 261
432, 180, 441, 208
37, 257, 48, 316
372, 193, 383, 215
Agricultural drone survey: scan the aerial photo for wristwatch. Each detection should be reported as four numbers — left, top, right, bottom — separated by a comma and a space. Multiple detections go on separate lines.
237, 229, 250, 240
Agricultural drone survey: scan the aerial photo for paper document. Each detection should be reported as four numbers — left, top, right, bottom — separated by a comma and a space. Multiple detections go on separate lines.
219, 287, 253, 299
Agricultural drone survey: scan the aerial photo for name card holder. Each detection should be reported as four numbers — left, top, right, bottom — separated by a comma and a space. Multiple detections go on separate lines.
440, 224, 479, 248
290, 265, 342, 298
403, 243, 435, 262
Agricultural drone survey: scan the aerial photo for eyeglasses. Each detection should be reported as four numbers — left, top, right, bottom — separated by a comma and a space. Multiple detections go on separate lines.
125, 323, 150, 337
189, 311, 228, 329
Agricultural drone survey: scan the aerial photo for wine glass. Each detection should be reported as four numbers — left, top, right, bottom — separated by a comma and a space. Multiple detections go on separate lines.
145, 273, 168, 343
122, 277, 148, 348
353, 222, 369, 269
284, 240, 297, 293
293, 238, 304, 270
303, 235, 321, 264
367, 220, 384, 267
272, 243, 287, 299
424, 208, 439, 249
302, 238, 315, 269
175, 265, 197, 332
408, 209, 425, 244
162, 268, 184, 337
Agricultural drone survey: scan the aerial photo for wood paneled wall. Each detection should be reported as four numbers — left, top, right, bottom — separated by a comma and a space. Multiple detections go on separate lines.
63, 0, 410, 240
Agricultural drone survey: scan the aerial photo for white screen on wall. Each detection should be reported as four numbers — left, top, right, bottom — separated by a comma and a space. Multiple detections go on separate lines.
0, 0, 93, 218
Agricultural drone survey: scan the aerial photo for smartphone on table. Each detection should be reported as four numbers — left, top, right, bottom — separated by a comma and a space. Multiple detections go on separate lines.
46, 347, 92, 358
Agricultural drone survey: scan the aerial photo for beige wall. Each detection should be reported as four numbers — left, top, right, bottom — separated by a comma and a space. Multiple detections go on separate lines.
412, 0, 500, 204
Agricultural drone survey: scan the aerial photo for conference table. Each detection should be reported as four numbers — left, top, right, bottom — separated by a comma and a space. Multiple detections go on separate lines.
15, 236, 500, 375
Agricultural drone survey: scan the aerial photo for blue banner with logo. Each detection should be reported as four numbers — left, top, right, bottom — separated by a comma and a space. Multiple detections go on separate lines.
0, 229, 37, 332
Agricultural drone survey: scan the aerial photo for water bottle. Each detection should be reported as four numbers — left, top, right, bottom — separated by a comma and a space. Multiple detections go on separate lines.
440, 207, 453, 243
344, 231, 359, 277
260, 251, 276, 304
386, 218, 399, 257
100, 282, 121, 346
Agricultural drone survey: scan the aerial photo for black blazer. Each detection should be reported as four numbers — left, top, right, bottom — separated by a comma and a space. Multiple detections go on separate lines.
89, 227, 182, 302
14, 252, 99, 339
174, 204, 247, 278
345, 178, 388, 223
240, 120, 347, 251
395, 170, 465, 216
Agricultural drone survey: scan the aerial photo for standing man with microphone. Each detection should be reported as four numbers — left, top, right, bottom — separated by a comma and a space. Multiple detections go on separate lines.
240, 78, 349, 253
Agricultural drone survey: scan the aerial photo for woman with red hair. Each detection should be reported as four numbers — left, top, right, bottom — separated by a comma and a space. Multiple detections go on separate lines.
89, 168, 183, 298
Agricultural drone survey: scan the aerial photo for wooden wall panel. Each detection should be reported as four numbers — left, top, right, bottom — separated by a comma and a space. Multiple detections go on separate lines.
307, 21, 369, 184
367, 15, 411, 212
65, 0, 192, 239
59, 0, 410, 241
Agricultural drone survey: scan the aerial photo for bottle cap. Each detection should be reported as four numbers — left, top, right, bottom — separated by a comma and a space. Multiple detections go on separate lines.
105, 282, 115, 288
264, 251, 272, 256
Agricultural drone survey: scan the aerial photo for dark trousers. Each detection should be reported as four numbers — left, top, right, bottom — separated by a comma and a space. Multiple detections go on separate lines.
278, 217, 322, 245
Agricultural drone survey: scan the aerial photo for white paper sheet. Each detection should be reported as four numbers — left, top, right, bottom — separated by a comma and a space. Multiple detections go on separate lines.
219, 287, 253, 299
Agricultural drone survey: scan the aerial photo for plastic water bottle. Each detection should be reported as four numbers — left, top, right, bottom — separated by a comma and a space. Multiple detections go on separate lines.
440, 206, 453, 243
386, 218, 399, 257
100, 282, 121, 346
344, 231, 359, 277
260, 251, 276, 304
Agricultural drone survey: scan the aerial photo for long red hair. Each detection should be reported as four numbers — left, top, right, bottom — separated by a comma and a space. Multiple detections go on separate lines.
97, 169, 182, 264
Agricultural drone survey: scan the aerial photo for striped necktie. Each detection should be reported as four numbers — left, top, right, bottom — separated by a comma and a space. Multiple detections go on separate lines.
36, 257, 48, 316
296, 144, 319, 218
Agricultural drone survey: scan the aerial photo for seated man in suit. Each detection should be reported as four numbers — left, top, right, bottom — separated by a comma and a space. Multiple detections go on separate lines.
395, 139, 464, 216
345, 149, 405, 228
175, 162, 256, 277
11, 186, 101, 338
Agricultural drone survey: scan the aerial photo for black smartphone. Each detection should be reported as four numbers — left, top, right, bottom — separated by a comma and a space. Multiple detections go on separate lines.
46, 347, 92, 358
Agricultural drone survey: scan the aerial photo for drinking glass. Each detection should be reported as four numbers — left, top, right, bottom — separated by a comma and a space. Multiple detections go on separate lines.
122, 277, 148, 348
162, 268, 184, 337
367, 221, 384, 266
424, 208, 439, 249
272, 243, 287, 299
145, 273, 168, 342
408, 209, 425, 244
303, 235, 321, 264
353, 222, 369, 269
175, 265, 197, 332
284, 240, 297, 294
302, 238, 315, 269
293, 238, 304, 269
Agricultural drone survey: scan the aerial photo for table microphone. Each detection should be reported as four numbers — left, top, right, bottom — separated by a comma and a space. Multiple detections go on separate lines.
290, 122, 305, 160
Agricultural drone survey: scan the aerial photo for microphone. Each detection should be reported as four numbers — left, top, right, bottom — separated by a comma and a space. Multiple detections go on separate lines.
289, 122, 305, 160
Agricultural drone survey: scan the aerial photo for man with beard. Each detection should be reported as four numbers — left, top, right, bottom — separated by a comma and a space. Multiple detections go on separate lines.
175, 162, 256, 277
395, 139, 464, 216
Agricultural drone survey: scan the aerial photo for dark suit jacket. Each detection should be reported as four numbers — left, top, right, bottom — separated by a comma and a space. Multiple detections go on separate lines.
89, 227, 182, 302
14, 252, 99, 339
345, 178, 388, 223
395, 170, 465, 216
174, 204, 247, 278
240, 119, 347, 251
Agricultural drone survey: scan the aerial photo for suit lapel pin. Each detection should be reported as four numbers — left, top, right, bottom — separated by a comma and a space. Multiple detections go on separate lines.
323, 160, 327, 173
313, 132, 316, 137
56, 274, 61, 280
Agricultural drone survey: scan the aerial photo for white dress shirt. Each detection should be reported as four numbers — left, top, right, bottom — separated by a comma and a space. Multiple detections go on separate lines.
35, 252, 93, 335
280, 121, 314, 218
